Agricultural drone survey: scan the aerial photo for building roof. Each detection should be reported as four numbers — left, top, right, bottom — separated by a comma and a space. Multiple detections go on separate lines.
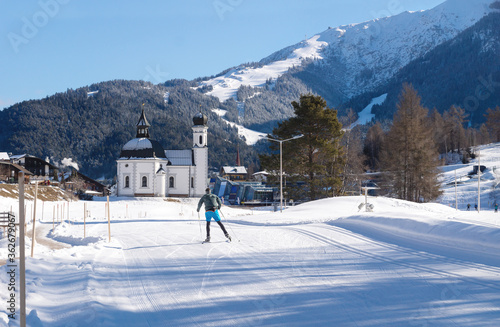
10, 154, 59, 169
9, 154, 26, 160
221, 166, 247, 175
0, 152, 9, 161
119, 138, 168, 160
0, 162, 33, 175
166, 150, 193, 166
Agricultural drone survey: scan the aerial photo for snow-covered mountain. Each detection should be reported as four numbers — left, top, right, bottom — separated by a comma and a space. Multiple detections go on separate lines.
200, 0, 496, 103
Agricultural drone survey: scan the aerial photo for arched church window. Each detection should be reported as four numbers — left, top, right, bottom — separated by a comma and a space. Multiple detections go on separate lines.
199, 135, 203, 145
169, 176, 175, 188
125, 176, 130, 188
191, 177, 194, 188
142, 176, 148, 188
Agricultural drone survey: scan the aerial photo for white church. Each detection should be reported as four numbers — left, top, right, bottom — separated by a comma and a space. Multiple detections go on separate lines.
116, 109, 208, 198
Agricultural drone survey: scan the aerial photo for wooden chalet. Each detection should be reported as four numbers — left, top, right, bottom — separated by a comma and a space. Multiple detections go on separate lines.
220, 166, 248, 181
0, 161, 33, 183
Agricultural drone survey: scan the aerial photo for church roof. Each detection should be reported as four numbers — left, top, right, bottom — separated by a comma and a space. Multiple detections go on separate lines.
119, 138, 168, 160
165, 150, 193, 166
137, 108, 150, 128
193, 112, 208, 126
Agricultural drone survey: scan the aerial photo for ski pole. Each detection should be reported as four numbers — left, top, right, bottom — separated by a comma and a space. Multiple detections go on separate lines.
197, 211, 203, 240
219, 209, 239, 242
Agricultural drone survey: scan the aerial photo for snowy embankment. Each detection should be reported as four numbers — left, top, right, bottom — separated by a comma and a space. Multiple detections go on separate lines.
238, 197, 500, 264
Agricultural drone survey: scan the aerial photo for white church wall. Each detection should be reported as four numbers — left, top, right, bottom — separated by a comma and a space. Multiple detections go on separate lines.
166, 166, 191, 197
117, 159, 168, 197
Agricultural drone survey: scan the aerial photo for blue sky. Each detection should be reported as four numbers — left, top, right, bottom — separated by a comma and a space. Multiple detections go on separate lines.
0, 0, 446, 109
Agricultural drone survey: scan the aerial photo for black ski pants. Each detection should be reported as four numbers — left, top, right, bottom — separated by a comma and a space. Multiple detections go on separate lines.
206, 220, 228, 237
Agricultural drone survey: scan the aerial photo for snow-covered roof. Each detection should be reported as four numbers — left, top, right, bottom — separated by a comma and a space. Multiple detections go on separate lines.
10, 154, 27, 160
122, 138, 153, 151
222, 166, 247, 174
120, 138, 167, 159
252, 171, 269, 176
166, 150, 193, 166
0, 152, 10, 160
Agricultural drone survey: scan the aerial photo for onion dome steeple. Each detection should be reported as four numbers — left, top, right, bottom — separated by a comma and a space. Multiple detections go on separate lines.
193, 112, 208, 126
136, 107, 151, 138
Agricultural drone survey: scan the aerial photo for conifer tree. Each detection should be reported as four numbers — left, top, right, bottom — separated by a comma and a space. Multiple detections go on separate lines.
260, 94, 344, 200
380, 84, 442, 202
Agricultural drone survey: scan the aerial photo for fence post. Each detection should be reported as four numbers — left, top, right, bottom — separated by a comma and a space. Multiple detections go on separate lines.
18, 172, 27, 327
31, 183, 38, 258
107, 196, 111, 242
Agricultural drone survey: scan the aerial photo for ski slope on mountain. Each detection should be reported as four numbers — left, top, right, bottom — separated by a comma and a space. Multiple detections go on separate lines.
199, 0, 495, 103
2, 141, 500, 326
212, 108, 264, 145
200, 35, 327, 102
349, 94, 387, 129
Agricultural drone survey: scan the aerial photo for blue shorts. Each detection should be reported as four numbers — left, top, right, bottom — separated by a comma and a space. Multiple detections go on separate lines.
205, 210, 221, 222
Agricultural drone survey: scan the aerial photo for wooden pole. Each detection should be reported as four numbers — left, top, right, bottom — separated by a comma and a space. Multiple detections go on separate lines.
478, 149, 481, 213
41, 201, 44, 221
84, 202, 87, 238
31, 183, 38, 258
107, 196, 111, 242
455, 169, 458, 210
18, 172, 27, 327
53, 205, 55, 230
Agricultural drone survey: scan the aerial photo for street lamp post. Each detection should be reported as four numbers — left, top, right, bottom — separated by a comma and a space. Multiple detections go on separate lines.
263, 135, 304, 212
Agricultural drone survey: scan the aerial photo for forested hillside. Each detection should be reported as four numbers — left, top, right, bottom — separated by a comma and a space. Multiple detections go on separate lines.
0, 80, 260, 179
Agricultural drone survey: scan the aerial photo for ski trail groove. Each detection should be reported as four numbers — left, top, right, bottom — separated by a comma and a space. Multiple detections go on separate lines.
287, 226, 500, 291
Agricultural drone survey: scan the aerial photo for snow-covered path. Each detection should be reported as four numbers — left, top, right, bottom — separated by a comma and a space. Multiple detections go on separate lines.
7, 213, 498, 326
2, 190, 500, 326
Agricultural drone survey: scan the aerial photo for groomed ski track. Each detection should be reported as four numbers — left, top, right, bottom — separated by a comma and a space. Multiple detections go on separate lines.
41, 218, 500, 326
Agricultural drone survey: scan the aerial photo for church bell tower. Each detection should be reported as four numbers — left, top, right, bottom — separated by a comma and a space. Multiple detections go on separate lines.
192, 113, 208, 197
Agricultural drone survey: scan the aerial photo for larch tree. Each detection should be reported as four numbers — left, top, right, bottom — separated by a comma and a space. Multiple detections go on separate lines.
363, 122, 385, 171
485, 106, 500, 142
259, 94, 344, 201
380, 84, 442, 202
443, 106, 468, 153
339, 109, 367, 195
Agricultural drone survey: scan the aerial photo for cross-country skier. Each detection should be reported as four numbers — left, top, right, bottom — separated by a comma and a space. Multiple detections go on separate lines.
197, 188, 231, 242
